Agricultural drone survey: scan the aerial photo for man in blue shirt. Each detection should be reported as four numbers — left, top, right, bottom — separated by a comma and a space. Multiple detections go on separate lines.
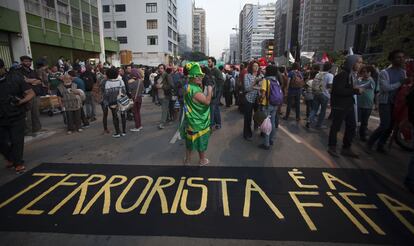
366, 50, 406, 154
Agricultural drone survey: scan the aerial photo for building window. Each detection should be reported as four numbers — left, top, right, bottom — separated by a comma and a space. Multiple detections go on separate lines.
173, 18, 177, 28
117, 36, 128, 44
146, 3, 157, 13
57, 1, 69, 24
71, 7, 81, 28
104, 21, 111, 29
116, 21, 127, 28
92, 16, 99, 33
168, 13, 172, 24
102, 5, 110, 12
168, 27, 172, 38
168, 41, 173, 52
147, 35, 158, 45
115, 4, 126, 12
147, 19, 158, 29
82, 11, 91, 31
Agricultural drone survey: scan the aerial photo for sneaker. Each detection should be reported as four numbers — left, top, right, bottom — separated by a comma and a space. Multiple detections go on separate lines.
327, 147, 340, 158
341, 148, 359, 158
215, 125, 222, 130
158, 124, 165, 129
112, 133, 121, 138
138, 126, 143, 131
77, 129, 83, 132
67, 131, 73, 135
121, 133, 126, 137
258, 144, 270, 150
15, 165, 26, 174
130, 128, 140, 132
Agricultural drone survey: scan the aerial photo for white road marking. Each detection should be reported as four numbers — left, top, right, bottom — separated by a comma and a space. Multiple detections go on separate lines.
170, 130, 181, 144
279, 126, 302, 143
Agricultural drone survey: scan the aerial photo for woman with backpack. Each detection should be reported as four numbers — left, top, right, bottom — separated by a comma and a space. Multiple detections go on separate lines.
258, 65, 283, 150
284, 63, 304, 121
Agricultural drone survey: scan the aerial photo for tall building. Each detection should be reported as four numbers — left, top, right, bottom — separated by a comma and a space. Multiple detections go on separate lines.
251, 3, 275, 59
298, 0, 338, 52
239, 3, 275, 62
229, 33, 239, 64
343, 0, 414, 55
192, 5, 206, 54
239, 4, 256, 62
102, 0, 179, 66
177, 0, 192, 55
0, 0, 118, 68
274, 0, 300, 58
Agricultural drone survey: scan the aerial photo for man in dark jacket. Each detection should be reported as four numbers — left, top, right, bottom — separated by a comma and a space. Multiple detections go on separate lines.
0, 59, 35, 173
80, 65, 97, 121
328, 55, 363, 158
208, 57, 224, 129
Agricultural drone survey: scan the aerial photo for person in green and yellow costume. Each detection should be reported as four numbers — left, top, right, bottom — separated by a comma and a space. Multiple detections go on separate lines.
181, 62, 213, 165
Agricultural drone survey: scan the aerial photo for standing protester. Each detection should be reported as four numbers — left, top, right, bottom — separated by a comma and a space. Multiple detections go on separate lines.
98, 68, 110, 134
181, 62, 212, 166
328, 55, 364, 158
48, 65, 62, 95
243, 61, 261, 141
81, 65, 97, 122
307, 62, 333, 129
128, 68, 145, 132
356, 66, 376, 141
284, 63, 304, 121
68, 70, 89, 128
237, 63, 248, 112
57, 74, 84, 134
19, 56, 42, 135
0, 59, 35, 173
104, 67, 127, 138
208, 57, 224, 129
224, 69, 235, 107
258, 65, 282, 150
278, 66, 289, 116
366, 50, 406, 154
303, 70, 317, 123
150, 68, 159, 104
155, 64, 173, 129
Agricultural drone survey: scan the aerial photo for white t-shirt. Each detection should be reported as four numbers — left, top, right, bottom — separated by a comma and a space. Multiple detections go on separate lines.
322, 73, 334, 99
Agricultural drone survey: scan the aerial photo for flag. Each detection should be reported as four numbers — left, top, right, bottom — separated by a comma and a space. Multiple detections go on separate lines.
349, 47, 354, 55
289, 52, 295, 63
321, 52, 329, 63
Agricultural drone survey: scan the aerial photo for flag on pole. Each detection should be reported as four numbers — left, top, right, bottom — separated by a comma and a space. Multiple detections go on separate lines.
321, 52, 329, 63
289, 52, 295, 63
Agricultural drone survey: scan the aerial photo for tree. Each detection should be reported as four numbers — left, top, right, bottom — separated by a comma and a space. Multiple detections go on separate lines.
371, 13, 414, 67
181, 51, 208, 62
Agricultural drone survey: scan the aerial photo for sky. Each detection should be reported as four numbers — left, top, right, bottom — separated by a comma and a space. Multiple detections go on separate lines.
194, 0, 276, 58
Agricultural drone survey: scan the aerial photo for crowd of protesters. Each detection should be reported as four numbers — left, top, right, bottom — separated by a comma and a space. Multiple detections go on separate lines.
0, 50, 413, 193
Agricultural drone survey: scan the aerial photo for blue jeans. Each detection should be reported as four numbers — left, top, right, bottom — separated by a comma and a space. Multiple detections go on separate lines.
285, 90, 301, 119
84, 91, 96, 119
309, 94, 329, 127
263, 105, 278, 147
367, 103, 394, 148
210, 97, 221, 126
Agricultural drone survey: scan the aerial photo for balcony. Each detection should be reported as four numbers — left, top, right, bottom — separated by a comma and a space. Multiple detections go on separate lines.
342, 0, 414, 24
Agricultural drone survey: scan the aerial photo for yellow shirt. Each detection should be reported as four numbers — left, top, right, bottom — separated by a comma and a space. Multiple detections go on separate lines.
260, 79, 270, 106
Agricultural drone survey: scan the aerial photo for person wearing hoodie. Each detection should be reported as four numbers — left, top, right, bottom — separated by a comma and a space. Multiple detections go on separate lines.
328, 54, 364, 158
366, 50, 406, 154
128, 68, 145, 132
104, 67, 127, 138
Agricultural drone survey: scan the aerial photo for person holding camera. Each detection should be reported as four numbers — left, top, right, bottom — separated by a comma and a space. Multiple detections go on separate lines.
0, 59, 35, 173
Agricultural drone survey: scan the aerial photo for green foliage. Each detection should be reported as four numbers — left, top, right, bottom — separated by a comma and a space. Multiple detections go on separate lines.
326, 51, 346, 67
181, 51, 208, 62
371, 13, 414, 67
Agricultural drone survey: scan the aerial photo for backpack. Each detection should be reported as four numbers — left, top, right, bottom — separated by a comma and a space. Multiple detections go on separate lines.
311, 72, 327, 95
289, 71, 304, 88
81, 72, 95, 91
267, 79, 283, 106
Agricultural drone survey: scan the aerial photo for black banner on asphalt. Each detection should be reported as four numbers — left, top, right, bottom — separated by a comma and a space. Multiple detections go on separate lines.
0, 163, 413, 244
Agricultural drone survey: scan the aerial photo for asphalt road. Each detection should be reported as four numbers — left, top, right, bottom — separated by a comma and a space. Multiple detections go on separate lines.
0, 96, 411, 246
